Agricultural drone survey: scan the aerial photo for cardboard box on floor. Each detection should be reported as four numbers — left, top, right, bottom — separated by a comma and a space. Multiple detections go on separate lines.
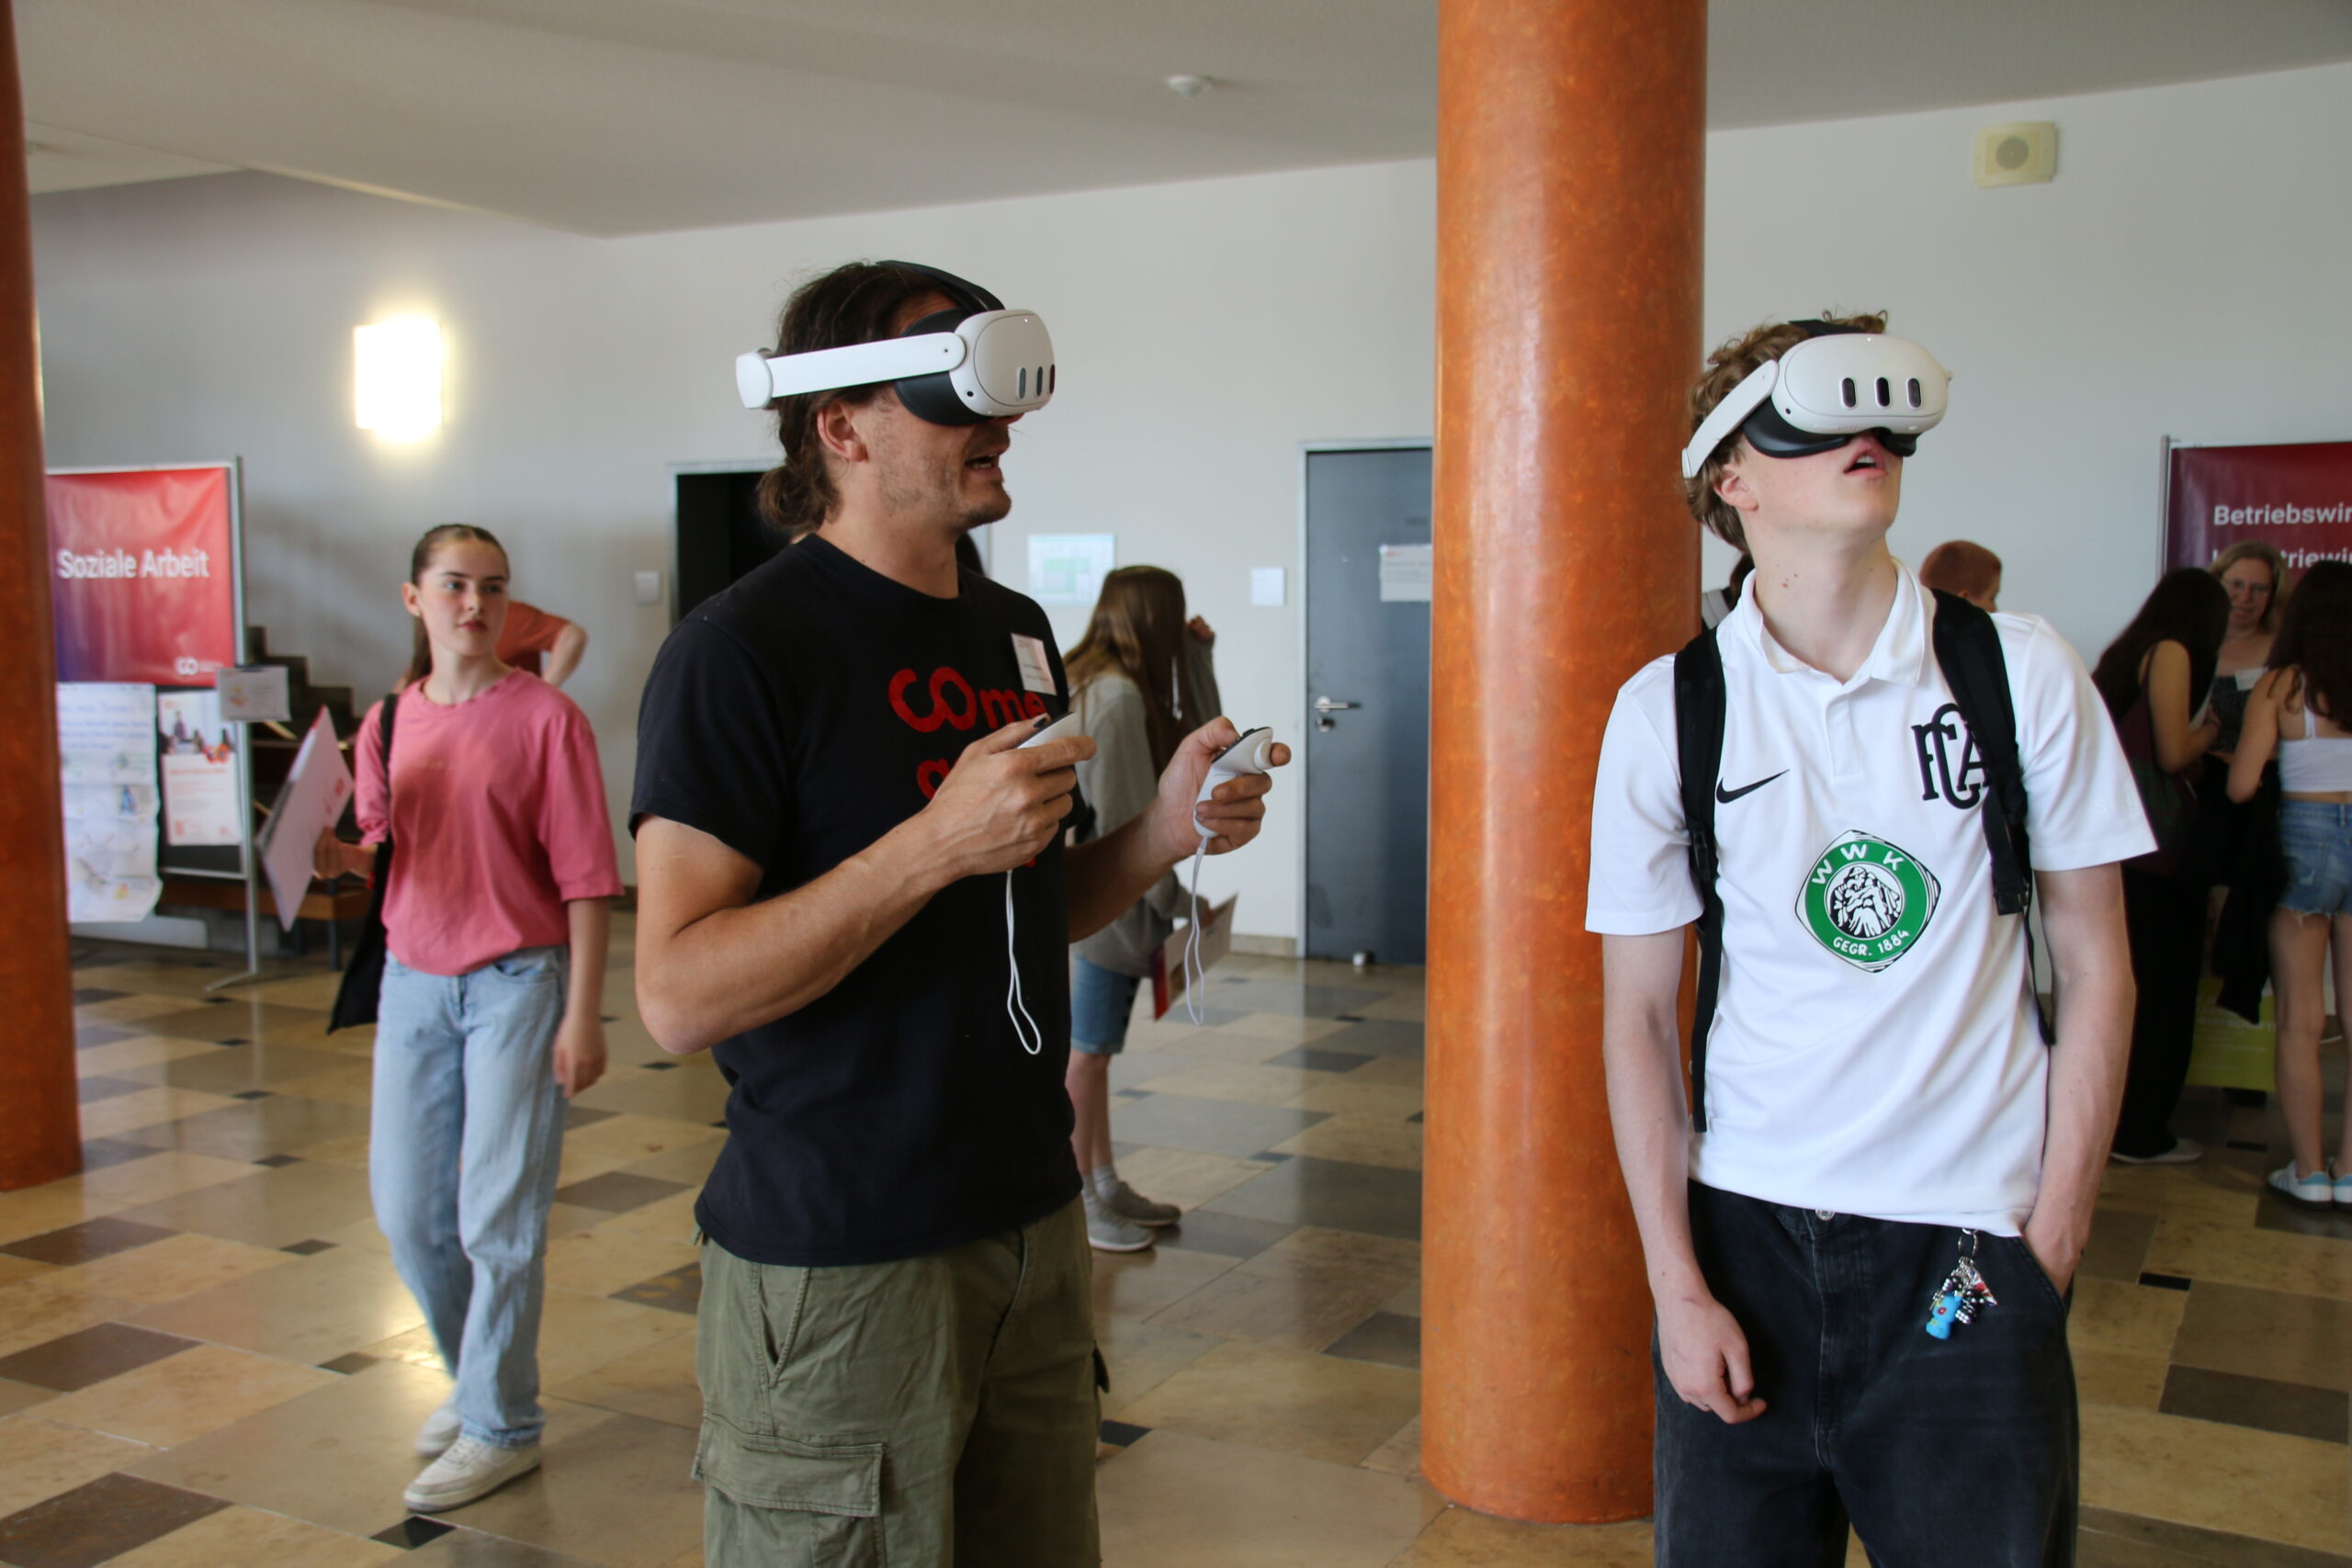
1150, 896, 1236, 1020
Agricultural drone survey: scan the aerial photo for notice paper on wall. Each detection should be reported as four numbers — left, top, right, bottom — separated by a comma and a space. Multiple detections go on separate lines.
216, 664, 291, 724
1378, 542, 1432, 603
1027, 534, 1115, 607
57, 682, 162, 924
256, 709, 353, 932
157, 689, 242, 846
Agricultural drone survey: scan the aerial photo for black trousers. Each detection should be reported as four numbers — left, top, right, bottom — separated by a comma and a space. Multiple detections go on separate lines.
2113, 866, 2209, 1158
1655, 1183, 2076, 1568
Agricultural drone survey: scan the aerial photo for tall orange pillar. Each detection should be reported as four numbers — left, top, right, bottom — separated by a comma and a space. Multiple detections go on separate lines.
1421, 0, 1706, 1524
0, 0, 84, 1193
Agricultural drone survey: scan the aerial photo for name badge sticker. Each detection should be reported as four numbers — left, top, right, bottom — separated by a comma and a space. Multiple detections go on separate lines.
1012, 634, 1057, 697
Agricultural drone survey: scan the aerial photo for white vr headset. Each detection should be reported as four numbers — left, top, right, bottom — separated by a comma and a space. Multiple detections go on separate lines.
1680, 324, 1951, 479
735, 263, 1055, 426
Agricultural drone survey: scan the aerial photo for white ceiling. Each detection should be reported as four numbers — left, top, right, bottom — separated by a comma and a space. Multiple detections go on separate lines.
21, 0, 2352, 237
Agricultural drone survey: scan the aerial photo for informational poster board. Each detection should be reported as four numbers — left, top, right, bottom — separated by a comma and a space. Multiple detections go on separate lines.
2164, 438, 2352, 573
1027, 534, 1114, 607
157, 690, 241, 846
48, 466, 240, 684
57, 682, 162, 924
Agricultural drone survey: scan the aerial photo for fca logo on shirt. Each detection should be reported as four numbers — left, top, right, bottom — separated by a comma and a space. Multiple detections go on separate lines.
1912, 704, 1985, 810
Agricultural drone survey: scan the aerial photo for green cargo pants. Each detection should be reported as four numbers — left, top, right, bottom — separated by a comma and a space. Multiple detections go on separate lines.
693, 1199, 1100, 1567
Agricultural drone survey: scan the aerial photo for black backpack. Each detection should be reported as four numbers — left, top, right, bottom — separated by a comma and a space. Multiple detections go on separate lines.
1670, 589, 2050, 1132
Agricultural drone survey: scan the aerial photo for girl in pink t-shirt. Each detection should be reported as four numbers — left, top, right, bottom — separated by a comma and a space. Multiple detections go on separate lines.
316, 524, 622, 1514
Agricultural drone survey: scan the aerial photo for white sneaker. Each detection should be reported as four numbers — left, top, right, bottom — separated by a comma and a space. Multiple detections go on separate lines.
1103, 1179, 1181, 1228
414, 1398, 461, 1458
403, 1434, 541, 1513
2111, 1137, 2203, 1166
1081, 1187, 1155, 1252
2332, 1163, 2352, 1209
2267, 1163, 2335, 1209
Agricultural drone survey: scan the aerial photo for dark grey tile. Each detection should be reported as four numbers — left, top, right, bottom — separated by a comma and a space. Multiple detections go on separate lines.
1106, 1092, 1330, 1160
254, 1153, 302, 1168
0, 1323, 197, 1393
118, 1095, 371, 1162
76, 1137, 164, 1171
281, 1238, 336, 1256
2160, 1364, 2347, 1444
1324, 1311, 1420, 1370
2077, 1506, 2352, 1567
1262, 1047, 1376, 1074
73, 1022, 136, 1050
563, 1104, 618, 1130
72, 987, 129, 1004
1208, 980, 1387, 1018
553, 1172, 689, 1213
398, 1523, 622, 1564
1309, 1020, 1424, 1058
320, 1352, 380, 1375
2255, 1184, 2352, 1242
74, 1076, 147, 1105
2139, 1271, 2192, 1292
1098, 1419, 1150, 1448
1155, 1211, 1295, 1260
134, 1003, 333, 1049
0, 1472, 228, 1568
611, 1261, 701, 1314
124, 1040, 346, 1093
1, 1215, 177, 1266
1204, 1156, 1422, 1241
2078, 1209, 2158, 1283
373, 1516, 458, 1550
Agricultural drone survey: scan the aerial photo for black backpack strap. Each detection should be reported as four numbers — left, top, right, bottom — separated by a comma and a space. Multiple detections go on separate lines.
1927, 590, 2053, 1044
1672, 627, 1728, 1133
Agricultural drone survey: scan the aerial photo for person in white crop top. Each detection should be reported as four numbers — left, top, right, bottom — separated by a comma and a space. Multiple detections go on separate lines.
1590, 313, 2145, 1567
2228, 559, 2352, 1207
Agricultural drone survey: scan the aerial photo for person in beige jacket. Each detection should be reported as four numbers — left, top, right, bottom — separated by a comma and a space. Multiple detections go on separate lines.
1065, 566, 1221, 1251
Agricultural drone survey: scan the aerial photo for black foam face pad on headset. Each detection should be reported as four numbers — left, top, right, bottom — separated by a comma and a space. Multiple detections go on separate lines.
883, 261, 1005, 426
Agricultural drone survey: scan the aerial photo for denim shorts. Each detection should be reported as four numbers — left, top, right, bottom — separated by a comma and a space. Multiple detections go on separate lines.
2278, 800, 2352, 917
1069, 956, 1144, 1055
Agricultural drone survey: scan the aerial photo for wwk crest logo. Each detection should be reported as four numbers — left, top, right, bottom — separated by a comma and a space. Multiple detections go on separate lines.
1796, 830, 1941, 973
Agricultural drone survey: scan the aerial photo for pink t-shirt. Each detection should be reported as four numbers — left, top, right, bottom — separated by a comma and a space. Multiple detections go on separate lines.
356, 671, 623, 977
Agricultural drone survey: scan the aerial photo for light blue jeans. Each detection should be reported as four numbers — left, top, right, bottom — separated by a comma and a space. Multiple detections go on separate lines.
373, 946, 570, 1449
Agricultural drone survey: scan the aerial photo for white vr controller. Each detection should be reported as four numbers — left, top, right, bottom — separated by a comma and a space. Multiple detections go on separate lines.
1194, 727, 1275, 838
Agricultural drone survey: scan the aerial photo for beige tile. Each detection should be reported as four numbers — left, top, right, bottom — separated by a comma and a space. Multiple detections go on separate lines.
2066, 1277, 2186, 1360
1096, 1313, 1224, 1416
104, 1504, 402, 1567
444, 1405, 705, 1568
78, 1084, 243, 1138
2143, 1214, 2352, 1300
131, 1244, 426, 1365
129, 1357, 451, 1540
1363, 1413, 1420, 1478
543, 1224, 700, 1298
43, 1230, 297, 1304
1134, 1059, 1342, 1105
74, 1033, 225, 1076
592, 1187, 703, 1244
1215, 1012, 1358, 1044
1239, 1226, 1421, 1290
1353, 993, 1426, 1022
237, 971, 353, 1012
356, 1323, 446, 1370
1097, 1427, 1442, 1568
1109, 1147, 1277, 1209
1153, 1266, 1401, 1354
288, 1131, 375, 1169
0, 1176, 123, 1246
1118, 1338, 1420, 1466
1168, 1029, 1326, 1066
548, 1328, 701, 1428
0, 1277, 140, 1358
2072, 1348, 2167, 1411
1385, 1281, 1422, 1317
0, 1254, 51, 1287
2080, 1404, 2348, 1553
608, 1139, 724, 1189
556, 1114, 725, 1185
1092, 1242, 1238, 1322
111, 1160, 378, 1250
36, 1340, 339, 1446
1271, 1113, 1424, 1170
2172, 1279, 2352, 1393
1291, 1077, 1427, 1120
2098, 1160, 2264, 1226
71, 1149, 269, 1212
0, 1413, 155, 1515
0, 1377, 55, 1416
535, 1287, 695, 1388
75, 993, 200, 1025
1391, 1506, 1655, 1565
266, 1060, 381, 1107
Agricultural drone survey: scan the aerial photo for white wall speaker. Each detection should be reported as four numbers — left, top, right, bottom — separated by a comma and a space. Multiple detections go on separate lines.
1973, 122, 2058, 188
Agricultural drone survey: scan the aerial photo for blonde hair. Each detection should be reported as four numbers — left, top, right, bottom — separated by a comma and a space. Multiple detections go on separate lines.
2208, 539, 2291, 635
1683, 311, 1890, 552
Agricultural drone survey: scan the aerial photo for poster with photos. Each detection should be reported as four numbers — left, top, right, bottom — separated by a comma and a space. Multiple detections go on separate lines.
158, 689, 242, 846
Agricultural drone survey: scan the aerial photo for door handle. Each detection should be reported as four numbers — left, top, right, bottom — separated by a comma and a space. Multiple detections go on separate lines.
1313, 697, 1360, 712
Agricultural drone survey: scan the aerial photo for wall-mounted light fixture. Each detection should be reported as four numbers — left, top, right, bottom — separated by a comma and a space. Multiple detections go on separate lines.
355, 316, 443, 437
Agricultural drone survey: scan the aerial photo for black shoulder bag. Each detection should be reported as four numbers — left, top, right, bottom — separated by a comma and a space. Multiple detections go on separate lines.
328, 694, 398, 1032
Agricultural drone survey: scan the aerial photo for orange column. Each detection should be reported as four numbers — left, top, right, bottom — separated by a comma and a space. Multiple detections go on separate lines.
0, 0, 83, 1192
1421, 0, 1705, 1524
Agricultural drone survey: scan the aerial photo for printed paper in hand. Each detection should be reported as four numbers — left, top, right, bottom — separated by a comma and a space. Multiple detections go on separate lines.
257, 708, 354, 932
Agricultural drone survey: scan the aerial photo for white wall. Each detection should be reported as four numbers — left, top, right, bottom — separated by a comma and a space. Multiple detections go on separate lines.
29, 58, 2352, 937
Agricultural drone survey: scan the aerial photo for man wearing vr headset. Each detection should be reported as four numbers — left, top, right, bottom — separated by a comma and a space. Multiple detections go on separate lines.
1587, 313, 2146, 1564
628, 261, 1283, 1566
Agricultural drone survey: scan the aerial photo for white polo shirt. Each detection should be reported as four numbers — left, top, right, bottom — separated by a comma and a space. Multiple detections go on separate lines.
1586, 565, 2152, 1232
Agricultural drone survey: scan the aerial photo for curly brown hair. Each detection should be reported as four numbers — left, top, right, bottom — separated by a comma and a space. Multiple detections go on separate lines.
1683, 311, 1890, 552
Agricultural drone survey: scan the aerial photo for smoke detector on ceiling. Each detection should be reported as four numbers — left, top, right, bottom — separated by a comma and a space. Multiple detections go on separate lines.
1973, 122, 2057, 187
1166, 74, 1215, 98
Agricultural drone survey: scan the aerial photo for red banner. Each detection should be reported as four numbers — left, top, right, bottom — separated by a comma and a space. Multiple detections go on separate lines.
2166, 440, 2352, 574
48, 467, 238, 684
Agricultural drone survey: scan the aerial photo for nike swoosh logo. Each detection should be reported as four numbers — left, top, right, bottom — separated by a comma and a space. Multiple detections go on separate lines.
1715, 771, 1788, 804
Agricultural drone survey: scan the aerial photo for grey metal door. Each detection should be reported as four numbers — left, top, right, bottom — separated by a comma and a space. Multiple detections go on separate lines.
1302, 445, 1431, 964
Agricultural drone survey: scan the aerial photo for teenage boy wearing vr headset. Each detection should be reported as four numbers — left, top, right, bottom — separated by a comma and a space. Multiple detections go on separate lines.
629, 261, 1285, 1567
1586, 314, 2148, 1565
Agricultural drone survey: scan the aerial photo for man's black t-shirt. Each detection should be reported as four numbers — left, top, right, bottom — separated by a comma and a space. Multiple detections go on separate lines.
631, 535, 1080, 1267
